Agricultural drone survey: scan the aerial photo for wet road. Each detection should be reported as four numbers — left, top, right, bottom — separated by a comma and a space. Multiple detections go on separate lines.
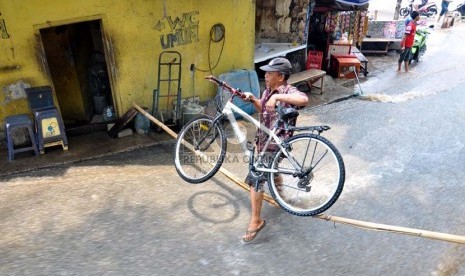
1, 23, 465, 276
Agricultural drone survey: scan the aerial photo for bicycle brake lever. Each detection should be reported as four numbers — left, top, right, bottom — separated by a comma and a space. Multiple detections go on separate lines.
205, 75, 222, 85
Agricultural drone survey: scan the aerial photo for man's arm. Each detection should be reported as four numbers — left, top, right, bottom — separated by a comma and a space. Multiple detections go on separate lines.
265, 93, 308, 112
242, 92, 262, 112
401, 23, 413, 49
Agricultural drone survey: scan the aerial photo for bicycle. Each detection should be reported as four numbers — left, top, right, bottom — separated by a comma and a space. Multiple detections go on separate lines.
174, 76, 345, 216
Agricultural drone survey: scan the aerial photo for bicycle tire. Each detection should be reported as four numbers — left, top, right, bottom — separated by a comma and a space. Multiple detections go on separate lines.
428, 7, 437, 17
268, 133, 345, 216
400, 7, 409, 17
174, 115, 227, 183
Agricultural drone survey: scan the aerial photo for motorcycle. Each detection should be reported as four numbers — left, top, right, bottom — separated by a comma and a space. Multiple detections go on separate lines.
452, 1, 465, 19
400, 0, 438, 18
408, 25, 434, 64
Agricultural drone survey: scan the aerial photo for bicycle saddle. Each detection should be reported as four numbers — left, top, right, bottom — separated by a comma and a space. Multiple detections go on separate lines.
280, 107, 299, 120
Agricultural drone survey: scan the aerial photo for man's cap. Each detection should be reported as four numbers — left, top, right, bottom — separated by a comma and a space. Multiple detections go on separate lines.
260, 57, 292, 75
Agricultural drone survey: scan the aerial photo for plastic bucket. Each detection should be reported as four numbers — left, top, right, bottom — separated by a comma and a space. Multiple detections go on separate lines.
134, 107, 150, 134
182, 103, 205, 125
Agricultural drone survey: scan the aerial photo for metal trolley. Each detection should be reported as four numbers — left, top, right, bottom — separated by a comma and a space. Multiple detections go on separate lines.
152, 51, 182, 130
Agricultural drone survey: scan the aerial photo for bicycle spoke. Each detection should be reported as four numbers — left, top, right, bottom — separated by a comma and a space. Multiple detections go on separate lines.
268, 134, 344, 216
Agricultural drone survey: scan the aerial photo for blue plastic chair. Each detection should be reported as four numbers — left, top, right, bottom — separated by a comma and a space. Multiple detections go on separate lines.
5, 114, 39, 161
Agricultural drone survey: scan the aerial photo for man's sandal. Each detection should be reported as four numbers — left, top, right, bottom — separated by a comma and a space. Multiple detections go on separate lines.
242, 220, 266, 243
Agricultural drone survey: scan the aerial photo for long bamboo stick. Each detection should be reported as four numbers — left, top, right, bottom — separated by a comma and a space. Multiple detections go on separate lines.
133, 102, 465, 245
316, 214, 465, 244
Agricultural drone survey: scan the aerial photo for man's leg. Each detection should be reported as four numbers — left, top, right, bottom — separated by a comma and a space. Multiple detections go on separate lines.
438, 10, 445, 22
243, 188, 265, 241
398, 51, 405, 71
402, 48, 411, 72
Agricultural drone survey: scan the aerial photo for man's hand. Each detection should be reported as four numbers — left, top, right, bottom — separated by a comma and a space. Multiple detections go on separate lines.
242, 92, 255, 102
265, 95, 278, 112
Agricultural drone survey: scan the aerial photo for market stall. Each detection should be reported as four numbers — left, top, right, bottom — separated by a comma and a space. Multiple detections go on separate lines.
307, 0, 370, 77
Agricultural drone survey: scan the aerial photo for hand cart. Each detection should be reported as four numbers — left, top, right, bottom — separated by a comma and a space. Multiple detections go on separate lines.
152, 51, 182, 130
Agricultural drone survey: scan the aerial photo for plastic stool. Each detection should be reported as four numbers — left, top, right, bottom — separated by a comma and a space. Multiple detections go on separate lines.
5, 114, 39, 161
33, 108, 68, 154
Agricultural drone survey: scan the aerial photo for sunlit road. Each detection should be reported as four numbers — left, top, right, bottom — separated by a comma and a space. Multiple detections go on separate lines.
1, 21, 465, 276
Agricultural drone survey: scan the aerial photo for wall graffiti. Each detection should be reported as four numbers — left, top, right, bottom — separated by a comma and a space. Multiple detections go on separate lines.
154, 11, 199, 49
367, 21, 405, 39
0, 19, 10, 39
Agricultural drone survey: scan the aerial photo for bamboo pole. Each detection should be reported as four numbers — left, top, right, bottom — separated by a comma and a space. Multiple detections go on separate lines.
315, 214, 465, 244
133, 103, 465, 245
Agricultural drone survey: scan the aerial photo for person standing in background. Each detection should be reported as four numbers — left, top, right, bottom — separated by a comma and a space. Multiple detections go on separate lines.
398, 11, 420, 73
438, 0, 452, 22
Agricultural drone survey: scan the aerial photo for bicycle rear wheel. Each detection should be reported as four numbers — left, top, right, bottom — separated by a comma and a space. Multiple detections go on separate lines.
268, 133, 345, 216
174, 115, 226, 183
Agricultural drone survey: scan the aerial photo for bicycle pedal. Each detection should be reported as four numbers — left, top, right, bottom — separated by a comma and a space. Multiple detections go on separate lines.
246, 141, 255, 151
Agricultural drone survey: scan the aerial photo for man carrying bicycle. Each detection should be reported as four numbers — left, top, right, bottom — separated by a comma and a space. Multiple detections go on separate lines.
241, 57, 308, 243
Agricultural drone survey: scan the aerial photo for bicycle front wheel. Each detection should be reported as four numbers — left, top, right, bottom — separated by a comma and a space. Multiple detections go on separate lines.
174, 115, 227, 183
268, 133, 345, 216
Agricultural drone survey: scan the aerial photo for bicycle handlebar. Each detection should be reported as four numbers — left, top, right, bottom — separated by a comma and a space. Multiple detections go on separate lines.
205, 75, 248, 100
205, 76, 295, 122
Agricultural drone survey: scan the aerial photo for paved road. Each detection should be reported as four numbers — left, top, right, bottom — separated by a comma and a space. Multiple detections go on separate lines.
1, 23, 465, 276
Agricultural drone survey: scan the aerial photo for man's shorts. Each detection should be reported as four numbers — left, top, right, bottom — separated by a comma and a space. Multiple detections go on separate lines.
399, 47, 412, 62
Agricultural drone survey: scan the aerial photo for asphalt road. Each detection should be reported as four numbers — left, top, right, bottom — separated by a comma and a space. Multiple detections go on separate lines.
1, 22, 465, 276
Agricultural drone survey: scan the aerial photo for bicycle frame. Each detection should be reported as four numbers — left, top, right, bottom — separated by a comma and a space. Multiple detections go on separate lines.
210, 82, 303, 176
175, 76, 344, 216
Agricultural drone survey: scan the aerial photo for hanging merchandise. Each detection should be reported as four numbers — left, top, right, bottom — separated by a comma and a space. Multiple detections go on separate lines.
358, 11, 367, 45
322, 8, 369, 45
345, 13, 351, 34
325, 12, 331, 32
353, 12, 359, 44
325, 12, 337, 33
349, 12, 355, 38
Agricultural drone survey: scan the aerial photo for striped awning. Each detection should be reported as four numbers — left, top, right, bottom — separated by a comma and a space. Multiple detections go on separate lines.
315, 0, 370, 11
336, 0, 370, 6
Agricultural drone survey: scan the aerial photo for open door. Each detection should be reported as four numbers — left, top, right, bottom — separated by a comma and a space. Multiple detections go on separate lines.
39, 19, 115, 135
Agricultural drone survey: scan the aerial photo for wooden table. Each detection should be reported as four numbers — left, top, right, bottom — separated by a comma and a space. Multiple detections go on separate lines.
288, 69, 326, 94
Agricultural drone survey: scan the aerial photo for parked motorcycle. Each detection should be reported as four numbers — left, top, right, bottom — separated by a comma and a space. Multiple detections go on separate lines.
409, 25, 434, 64
400, 0, 438, 18
452, 1, 465, 19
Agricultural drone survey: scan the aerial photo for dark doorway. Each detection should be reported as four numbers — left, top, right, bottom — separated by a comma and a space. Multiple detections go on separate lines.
39, 19, 114, 135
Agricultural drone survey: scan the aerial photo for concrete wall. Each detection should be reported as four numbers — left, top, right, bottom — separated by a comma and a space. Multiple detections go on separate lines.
0, 0, 255, 126
256, 0, 310, 43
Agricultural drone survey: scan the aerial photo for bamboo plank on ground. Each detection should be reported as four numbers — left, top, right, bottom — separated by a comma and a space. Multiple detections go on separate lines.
133, 102, 465, 245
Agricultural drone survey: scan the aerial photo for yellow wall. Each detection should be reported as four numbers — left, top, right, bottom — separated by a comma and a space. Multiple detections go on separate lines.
0, 0, 255, 125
